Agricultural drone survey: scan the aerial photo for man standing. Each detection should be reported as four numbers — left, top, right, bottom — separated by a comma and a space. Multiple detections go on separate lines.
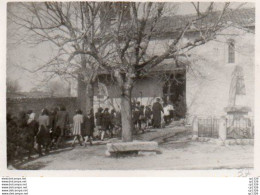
152, 98, 164, 128
95, 107, 104, 140
55, 106, 69, 148
101, 108, 111, 140
83, 110, 95, 146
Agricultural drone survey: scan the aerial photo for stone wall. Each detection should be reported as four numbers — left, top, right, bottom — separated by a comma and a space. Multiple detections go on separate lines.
7, 97, 78, 122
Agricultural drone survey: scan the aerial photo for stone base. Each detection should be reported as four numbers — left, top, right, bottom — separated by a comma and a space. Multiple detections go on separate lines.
106, 141, 160, 157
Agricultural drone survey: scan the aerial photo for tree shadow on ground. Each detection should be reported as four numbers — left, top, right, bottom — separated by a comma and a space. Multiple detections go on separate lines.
13, 147, 74, 170
16, 161, 52, 170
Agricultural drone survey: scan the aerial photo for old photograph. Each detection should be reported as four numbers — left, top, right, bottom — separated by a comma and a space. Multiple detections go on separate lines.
5, 1, 255, 171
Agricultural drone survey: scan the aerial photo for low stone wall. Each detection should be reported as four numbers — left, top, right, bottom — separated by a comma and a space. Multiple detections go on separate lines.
7, 97, 78, 122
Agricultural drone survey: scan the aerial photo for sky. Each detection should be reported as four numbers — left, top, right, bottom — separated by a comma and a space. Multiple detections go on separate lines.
6, 2, 255, 92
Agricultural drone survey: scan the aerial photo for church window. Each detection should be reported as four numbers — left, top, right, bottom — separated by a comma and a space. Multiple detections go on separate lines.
228, 39, 235, 63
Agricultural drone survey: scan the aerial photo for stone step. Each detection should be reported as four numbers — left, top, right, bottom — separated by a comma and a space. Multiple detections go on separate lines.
106, 141, 159, 156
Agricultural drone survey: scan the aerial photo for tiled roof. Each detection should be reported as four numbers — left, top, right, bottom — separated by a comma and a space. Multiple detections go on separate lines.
98, 8, 254, 75
153, 8, 255, 33
150, 57, 187, 72
223, 8, 255, 26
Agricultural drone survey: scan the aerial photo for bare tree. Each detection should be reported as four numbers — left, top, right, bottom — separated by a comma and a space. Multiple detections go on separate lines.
8, 2, 111, 114
84, 2, 232, 141
9, 2, 237, 142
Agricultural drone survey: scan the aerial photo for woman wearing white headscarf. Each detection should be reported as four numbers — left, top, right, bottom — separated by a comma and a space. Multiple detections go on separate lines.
27, 112, 36, 124
37, 109, 51, 156
24, 110, 38, 159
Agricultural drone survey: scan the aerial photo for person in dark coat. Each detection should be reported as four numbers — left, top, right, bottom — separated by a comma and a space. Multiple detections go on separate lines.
110, 109, 118, 137
83, 109, 95, 146
7, 113, 18, 165
145, 105, 152, 128
101, 108, 111, 140
132, 103, 140, 132
55, 106, 69, 148
152, 98, 164, 128
95, 107, 103, 127
49, 108, 59, 148
95, 107, 103, 139
114, 110, 122, 137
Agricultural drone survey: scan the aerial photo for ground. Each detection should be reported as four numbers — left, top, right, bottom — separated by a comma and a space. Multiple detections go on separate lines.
14, 124, 253, 170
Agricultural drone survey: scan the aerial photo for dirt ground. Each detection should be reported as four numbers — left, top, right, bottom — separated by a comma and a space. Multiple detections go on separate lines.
15, 126, 254, 170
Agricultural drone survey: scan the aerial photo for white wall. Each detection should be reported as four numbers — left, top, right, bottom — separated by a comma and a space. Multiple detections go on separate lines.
186, 26, 255, 121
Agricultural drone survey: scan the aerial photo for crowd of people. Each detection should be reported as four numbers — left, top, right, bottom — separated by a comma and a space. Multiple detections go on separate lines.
7, 98, 175, 165
7, 106, 72, 164
6, 105, 123, 165
132, 98, 175, 132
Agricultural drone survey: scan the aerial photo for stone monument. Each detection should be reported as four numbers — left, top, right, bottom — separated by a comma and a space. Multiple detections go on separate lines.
224, 65, 252, 139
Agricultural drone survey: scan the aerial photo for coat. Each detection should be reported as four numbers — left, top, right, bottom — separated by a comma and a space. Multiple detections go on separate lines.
110, 113, 117, 126
38, 115, 49, 129
102, 112, 111, 129
152, 102, 164, 127
36, 125, 51, 145
55, 111, 69, 136
55, 111, 69, 129
145, 107, 152, 119
18, 119, 36, 150
133, 108, 140, 123
82, 115, 95, 136
95, 112, 103, 126
48, 113, 56, 130
73, 114, 83, 135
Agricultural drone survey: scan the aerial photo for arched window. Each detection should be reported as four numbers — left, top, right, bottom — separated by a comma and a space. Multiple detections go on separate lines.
228, 39, 235, 63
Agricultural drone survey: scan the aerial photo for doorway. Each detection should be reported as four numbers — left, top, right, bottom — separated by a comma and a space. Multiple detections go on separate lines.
163, 71, 186, 119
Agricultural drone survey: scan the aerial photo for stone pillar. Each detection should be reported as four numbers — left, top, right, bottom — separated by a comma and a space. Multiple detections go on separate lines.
192, 116, 198, 140
218, 116, 227, 145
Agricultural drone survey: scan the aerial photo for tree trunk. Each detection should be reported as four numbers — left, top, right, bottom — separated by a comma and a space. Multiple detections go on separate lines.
86, 82, 94, 114
121, 86, 133, 142
114, 70, 135, 142
77, 74, 87, 113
